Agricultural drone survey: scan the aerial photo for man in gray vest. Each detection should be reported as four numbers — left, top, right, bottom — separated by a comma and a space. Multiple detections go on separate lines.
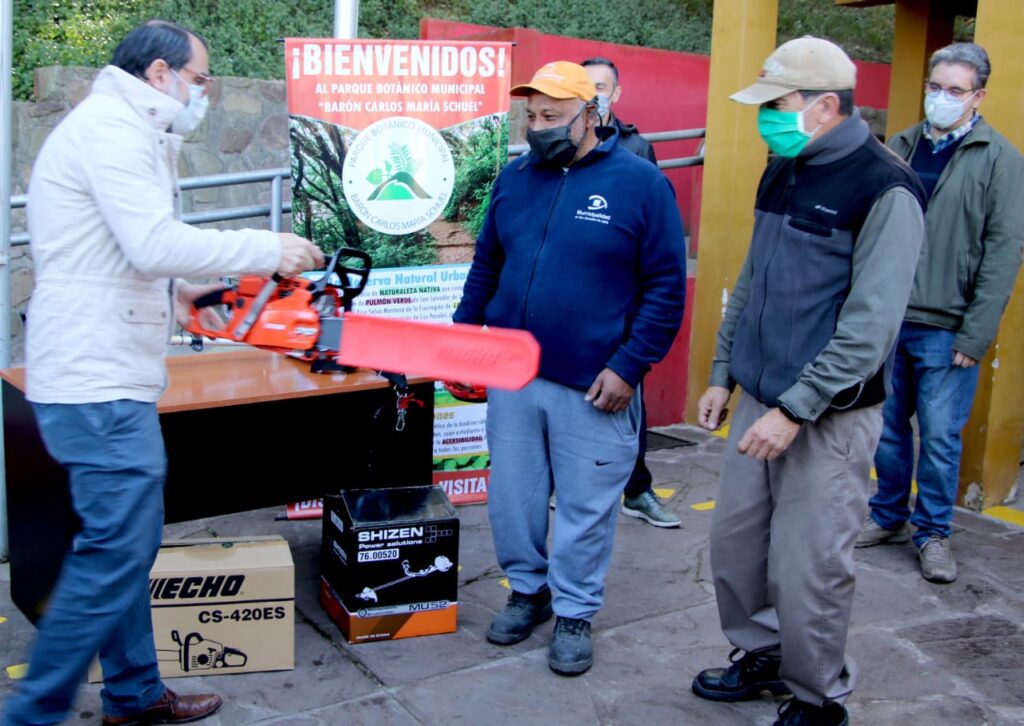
691, 37, 925, 726
857, 43, 1023, 583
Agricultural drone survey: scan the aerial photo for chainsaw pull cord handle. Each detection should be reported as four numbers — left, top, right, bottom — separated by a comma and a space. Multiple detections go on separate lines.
233, 273, 282, 340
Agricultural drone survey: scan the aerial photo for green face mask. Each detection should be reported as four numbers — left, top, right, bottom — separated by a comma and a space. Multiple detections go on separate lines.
757, 100, 820, 158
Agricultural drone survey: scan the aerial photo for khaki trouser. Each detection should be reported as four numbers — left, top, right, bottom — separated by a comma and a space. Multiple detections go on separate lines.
709, 394, 883, 705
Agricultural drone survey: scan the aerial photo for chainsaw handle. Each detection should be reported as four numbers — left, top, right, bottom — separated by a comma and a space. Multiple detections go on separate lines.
191, 287, 232, 309
309, 248, 372, 310
184, 287, 236, 341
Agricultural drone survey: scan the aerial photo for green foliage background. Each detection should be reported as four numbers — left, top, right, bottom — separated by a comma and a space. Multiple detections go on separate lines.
12, 0, 973, 102
441, 115, 509, 240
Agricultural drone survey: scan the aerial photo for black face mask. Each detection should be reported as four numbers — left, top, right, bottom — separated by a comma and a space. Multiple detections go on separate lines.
526, 105, 586, 167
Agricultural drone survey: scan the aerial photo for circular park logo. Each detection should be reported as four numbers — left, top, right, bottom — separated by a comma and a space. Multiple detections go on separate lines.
342, 116, 455, 235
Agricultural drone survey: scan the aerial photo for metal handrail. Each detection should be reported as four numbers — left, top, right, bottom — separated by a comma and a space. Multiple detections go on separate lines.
509, 127, 706, 169
7, 129, 706, 245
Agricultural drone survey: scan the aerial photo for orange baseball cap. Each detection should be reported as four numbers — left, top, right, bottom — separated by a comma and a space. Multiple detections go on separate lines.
510, 61, 597, 101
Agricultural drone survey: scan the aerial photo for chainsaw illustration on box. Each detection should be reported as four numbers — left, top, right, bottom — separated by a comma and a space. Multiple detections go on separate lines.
356, 555, 454, 603
157, 630, 248, 672
184, 248, 540, 389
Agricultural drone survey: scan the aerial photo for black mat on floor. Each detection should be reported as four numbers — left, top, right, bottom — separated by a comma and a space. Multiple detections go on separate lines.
646, 432, 698, 450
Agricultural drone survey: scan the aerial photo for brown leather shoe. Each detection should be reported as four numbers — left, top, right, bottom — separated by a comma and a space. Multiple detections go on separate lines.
102, 688, 223, 725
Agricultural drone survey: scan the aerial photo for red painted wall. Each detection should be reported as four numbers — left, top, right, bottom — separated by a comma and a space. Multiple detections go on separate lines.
421, 18, 892, 425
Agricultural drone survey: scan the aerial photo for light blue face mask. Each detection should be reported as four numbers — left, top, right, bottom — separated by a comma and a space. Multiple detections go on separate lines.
756, 96, 823, 158
169, 70, 209, 135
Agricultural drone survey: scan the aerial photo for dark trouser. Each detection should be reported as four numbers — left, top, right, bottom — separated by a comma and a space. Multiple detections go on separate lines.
4, 401, 167, 726
623, 397, 652, 498
709, 395, 883, 706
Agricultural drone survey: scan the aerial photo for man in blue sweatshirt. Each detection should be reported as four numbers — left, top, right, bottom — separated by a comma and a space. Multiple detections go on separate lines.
454, 61, 686, 676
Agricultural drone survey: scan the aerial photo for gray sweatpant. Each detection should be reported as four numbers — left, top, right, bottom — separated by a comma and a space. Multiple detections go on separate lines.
709, 394, 883, 706
486, 377, 641, 621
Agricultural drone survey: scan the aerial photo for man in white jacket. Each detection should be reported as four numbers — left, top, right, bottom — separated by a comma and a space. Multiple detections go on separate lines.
4, 20, 322, 726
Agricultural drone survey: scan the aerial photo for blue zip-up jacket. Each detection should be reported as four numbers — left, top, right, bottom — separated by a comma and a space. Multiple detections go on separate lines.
453, 132, 686, 390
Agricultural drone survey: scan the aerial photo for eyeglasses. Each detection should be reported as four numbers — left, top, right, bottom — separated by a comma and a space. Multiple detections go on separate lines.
924, 81, 975, 99
181, 66, 215, 95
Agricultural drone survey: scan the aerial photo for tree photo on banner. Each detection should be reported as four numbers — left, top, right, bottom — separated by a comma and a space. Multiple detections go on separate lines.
286, 39, 512, 504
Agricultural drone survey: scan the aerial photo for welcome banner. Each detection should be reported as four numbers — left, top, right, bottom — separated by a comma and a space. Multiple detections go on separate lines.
285, 39, 512, 505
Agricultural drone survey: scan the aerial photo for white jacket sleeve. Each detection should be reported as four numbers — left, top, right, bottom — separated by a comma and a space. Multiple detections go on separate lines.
80, 113, 282, 279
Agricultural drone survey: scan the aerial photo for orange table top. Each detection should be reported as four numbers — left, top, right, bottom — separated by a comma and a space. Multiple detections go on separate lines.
0, 349, 429, 414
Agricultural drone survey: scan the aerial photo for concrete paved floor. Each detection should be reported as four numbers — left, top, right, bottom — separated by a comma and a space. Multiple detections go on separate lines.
2, 425, 1022, 725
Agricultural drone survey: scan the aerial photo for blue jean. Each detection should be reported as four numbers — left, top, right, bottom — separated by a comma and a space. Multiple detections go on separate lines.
4, 401, 167, 726
486, 377, 640, 620
870, 323, 980, 546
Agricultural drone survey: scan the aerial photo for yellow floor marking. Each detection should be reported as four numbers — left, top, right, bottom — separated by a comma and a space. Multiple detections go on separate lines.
6, 663, 28, 680
982, 506, 1024, 528
711, 424, 730, 439
0, 616, 7, 625
691, 501, 716, 511
499, 578, 510, 589
457, 565, 463, 573
653, 487, 676, 499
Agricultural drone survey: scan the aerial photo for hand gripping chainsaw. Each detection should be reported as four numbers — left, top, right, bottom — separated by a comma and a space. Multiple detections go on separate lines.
184, 248, 539, 389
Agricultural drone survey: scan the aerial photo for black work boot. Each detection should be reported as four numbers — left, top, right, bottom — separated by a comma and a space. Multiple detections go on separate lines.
486, 587, 553, 645
773, 698, 849, 726
548, 616, 593, 676
692, 648, 791, 701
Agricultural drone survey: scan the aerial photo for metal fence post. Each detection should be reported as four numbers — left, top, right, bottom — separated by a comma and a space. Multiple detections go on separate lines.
1, 0, 14, 560
270, 174, 283, 232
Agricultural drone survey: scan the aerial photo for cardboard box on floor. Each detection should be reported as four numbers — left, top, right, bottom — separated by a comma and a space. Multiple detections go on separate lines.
320, 485, 459, 643
89, 536, 294, 682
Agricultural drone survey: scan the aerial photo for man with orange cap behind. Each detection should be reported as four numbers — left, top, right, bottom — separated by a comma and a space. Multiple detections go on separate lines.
454, 61, 686, 676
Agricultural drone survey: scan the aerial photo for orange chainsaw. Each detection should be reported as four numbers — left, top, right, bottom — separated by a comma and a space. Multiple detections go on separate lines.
184, 248, 539, 390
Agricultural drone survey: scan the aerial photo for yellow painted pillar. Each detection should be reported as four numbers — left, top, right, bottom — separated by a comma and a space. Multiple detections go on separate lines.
885, 0, 955, 140
685, 0, 778, 423
958, 0, 1024, 510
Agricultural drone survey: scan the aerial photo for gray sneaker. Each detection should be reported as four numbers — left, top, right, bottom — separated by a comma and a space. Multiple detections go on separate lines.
854, 514, 910, 548
622, 490, 681, 528
919, 535, 957, 583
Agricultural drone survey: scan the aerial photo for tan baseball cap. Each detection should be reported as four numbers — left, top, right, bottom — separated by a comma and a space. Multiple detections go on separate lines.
731, 36, 857, 105
510, 61, 597, 102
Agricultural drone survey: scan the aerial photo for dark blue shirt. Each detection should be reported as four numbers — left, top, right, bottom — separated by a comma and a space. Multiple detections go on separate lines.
910, 134, 963, 198
453, 132, 686, 390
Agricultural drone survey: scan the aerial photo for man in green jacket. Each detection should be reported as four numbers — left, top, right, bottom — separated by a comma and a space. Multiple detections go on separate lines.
857, 43, 1024, 583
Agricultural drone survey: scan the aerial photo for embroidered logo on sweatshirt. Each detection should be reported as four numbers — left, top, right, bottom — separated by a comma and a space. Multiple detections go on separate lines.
576, 194, 611, 224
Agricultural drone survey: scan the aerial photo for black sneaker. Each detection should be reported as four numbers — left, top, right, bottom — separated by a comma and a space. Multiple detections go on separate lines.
486, 587, 553, 645
548, 616, 592, 676
773, 698, 848, 726
692, 648, 791, 701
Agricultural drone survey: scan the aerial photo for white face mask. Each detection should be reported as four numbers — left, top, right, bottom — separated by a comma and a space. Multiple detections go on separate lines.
595, 93, 612, 119
924, 89, 974, 130
169, 70, 209, 136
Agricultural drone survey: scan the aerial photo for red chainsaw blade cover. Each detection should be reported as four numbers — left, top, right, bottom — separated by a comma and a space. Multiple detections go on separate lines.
337, 314, 540, 391
185, 273, 540, 389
